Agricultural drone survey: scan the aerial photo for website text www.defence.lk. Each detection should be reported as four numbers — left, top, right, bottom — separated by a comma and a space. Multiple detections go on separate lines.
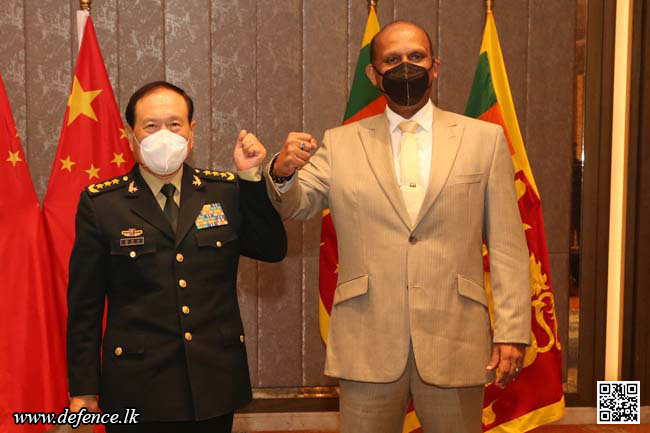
13, 407, 139, 428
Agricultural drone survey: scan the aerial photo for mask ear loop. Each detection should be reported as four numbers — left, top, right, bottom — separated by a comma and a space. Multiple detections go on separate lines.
127, 127, 150, 171
184, 129, 194, 163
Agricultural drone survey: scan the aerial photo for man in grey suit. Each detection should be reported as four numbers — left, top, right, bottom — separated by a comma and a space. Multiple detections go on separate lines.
265, 21, 531, 432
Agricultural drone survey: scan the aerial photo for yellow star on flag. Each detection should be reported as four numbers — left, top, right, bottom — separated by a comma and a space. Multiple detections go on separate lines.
119, 128, 127, 139
111, 152, 126, 168
84, 164, 100, 179
6, 150, 23, 167
60, 155, 76, 172
67, 75, 102, 126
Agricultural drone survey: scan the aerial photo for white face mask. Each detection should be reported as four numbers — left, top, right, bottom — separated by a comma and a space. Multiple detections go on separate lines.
136, 129, 190, 176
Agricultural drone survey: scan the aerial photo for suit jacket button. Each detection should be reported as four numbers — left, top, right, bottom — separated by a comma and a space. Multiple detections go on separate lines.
184, 332, 192, 341
216, 241, 222, 248
182, 305, 190, 315
176, 253, 184, 263
409, 235, 417, 244
129, 251, 136, 258
114, 346, 123, 356
240, 335, 245, 343
179, 279, 187, 288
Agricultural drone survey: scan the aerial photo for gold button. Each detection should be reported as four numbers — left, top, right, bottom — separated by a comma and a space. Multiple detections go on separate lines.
114, 347, 123, 356
182, 305, 190, 315
179, 279, 187, 288
216, 241, 222, 248
129, 251, 136, 258
240, 335, 245, 343
184, 332, 192, 341
176, 253, 184, 263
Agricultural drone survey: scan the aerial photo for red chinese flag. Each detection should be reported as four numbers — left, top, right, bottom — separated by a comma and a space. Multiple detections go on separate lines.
42, 17, 134, 332
0, 72, 68, 431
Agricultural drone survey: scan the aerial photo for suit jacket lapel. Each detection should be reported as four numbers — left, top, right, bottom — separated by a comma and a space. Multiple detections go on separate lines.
358, 115, 412, 230
126, 166, 176, 241
175, 164, 206, 248
413, 107, 463, 228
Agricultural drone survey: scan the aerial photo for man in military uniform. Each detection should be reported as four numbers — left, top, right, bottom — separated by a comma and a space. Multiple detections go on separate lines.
66, 81, 287, 433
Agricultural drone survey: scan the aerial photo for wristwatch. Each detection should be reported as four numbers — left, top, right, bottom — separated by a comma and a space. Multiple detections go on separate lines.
269, 154, 294, 184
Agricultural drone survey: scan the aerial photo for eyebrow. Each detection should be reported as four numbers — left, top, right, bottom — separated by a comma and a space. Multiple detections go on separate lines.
140, 115, 184, 123
382, 48, 427, 58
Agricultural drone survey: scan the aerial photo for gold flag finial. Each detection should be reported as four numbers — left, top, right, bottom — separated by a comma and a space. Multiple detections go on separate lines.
80, 0, 91, 11
486, 0, 494, 13
368, 0, 378, 8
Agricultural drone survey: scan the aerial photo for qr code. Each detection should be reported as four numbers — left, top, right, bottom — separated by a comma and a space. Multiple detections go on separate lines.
597, 381, 640, 424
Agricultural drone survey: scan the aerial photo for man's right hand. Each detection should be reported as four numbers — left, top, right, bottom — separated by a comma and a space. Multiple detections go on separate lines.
69, 395, 98, 412
273, 132, 318, 177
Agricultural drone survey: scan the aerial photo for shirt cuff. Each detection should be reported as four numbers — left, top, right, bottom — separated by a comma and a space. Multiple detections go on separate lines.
276, 174, 296, 193
268, 153, 296, 193
237, 165, 262, 182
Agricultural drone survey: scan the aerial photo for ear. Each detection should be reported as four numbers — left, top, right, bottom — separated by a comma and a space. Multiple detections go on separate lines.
365, 63, 379, 87
431, 58, 441, 80
124, 125, 136, 152
188, 120, 197, 150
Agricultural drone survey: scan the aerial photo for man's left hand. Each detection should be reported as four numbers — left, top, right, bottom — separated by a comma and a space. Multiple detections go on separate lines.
234, 129, 267, 171
486, 343, 526, 388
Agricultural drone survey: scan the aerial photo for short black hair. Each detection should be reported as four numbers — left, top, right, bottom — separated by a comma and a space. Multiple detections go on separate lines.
125, 81, 194, 128
369, 20, 435, 67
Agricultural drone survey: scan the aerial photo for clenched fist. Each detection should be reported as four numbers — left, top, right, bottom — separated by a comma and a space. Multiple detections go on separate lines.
234, 129, 267, 171
272, 132, 318, 177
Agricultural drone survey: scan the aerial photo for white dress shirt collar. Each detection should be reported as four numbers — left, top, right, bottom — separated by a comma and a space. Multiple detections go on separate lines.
385, 99, 434, 133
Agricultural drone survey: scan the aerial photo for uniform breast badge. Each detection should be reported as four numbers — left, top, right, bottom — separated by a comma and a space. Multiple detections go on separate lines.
195, 203, 228, 229
119, 228, 144, 246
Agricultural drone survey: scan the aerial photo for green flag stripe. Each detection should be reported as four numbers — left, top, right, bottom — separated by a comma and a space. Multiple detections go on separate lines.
343, 43, 383, 122
464, 52, 497, 119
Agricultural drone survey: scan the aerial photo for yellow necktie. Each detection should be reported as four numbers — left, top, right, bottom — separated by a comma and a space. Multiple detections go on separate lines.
398, 120, 425, 224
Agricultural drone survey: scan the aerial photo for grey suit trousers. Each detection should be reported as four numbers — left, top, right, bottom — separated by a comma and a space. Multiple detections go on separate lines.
339, 342, 484, 433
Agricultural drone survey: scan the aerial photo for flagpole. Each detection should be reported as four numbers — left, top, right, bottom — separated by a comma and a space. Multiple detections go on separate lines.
77, 0, 91, 51
485, 0, 494, 13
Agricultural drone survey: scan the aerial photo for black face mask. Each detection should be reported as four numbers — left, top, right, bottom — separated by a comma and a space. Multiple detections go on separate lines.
376, 62, 433, 106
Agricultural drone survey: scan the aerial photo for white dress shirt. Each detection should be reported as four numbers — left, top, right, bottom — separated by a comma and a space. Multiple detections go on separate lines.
385, 99, 434, 189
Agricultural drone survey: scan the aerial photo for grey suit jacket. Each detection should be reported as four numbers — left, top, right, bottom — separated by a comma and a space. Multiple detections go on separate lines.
264, 105, 531, 387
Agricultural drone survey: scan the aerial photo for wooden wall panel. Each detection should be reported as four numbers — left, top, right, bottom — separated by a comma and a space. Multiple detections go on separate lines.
437, 0, 483, 113
165, 0, 212, 167
255, 0, 303, 388
527, 0, 576, 380
116, 0, 164, 115
24, 0, 72, 199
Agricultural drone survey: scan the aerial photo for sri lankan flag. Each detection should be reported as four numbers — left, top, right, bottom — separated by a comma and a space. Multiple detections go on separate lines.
464, 10, 565, 432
